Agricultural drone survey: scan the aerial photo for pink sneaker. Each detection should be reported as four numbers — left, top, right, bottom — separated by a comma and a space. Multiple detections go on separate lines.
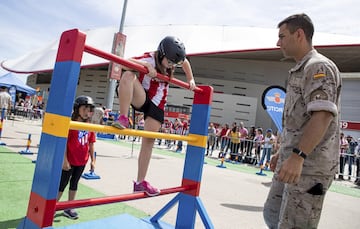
112, 114, 129, 129
133, 180, 160, 196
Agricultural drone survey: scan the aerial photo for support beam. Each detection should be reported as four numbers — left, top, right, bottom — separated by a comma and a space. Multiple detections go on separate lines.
56, 185, 195, 211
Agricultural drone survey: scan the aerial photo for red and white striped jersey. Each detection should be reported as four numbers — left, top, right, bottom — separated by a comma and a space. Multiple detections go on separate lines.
133, 52, 169, 110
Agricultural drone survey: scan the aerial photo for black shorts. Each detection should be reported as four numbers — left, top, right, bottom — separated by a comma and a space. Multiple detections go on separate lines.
132, 94, 164, 124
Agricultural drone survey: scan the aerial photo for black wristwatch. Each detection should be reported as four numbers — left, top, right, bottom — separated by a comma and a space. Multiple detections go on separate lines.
293, 148, 307, 159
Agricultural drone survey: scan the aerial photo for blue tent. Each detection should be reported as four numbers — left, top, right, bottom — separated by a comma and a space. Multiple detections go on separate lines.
0, 73, 36, 95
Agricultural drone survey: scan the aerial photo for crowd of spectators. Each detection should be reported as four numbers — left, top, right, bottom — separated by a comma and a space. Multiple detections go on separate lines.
0, 86, 44, 120
90, 106, 360, 186
128, 118, 282, 170
205, 122, 280, 168
157, 118, 189, 153
13, 98, 45, 119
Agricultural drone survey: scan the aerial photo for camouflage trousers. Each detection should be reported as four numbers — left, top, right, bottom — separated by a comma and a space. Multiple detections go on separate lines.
263, 174, 333, 229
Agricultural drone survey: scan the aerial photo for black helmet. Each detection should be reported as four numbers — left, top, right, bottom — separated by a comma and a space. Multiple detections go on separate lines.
157, 36, 186, 64
72, 95, 95, 121
73, 95, 95, 112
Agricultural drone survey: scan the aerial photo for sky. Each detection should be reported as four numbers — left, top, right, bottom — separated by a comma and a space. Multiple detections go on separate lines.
1, 0, 360, 82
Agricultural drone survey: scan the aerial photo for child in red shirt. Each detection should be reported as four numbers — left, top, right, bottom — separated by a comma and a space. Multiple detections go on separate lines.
56, 96, 96, 219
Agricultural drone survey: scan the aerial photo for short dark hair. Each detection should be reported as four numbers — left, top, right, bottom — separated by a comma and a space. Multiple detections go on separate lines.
278, 13, 314, 43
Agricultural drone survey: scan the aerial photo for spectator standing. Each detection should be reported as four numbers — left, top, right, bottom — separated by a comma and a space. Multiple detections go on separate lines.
157, 120, 168, 146
245, 126, 256, 163
253, 128, 264, 165
91, 106, 105, 125
175, 118, 188, 153
101, 106, 111, 124
355, 138, 360, 186
135, 113, 145, 142
346, 135, 358, 180
224, 122, 237, 157
206, 122, 216, 156
137, 113, 145, 130
174, 118, 183, 152
181, 118, 189, 135
229, 125, 240, 161
259, 128, 275, 168
0, 86, 12, 116
218, 123, 230, 158
238, 122, 248, 157
339, 132, 349, 180
164, 119, 173, 148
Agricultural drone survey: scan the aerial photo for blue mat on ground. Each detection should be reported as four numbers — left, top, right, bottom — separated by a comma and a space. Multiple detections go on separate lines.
256, 170, 267, 176
55, 213, 174, 229
19, 149, 33, 155
81, 171, 100, 179
216, 164, 226, 168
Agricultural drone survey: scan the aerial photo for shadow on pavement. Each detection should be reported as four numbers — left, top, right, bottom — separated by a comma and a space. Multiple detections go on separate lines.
261, 181, 272, 187
221, 203, 263, 212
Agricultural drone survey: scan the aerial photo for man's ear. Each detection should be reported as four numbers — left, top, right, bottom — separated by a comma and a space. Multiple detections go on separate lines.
296, 28, 306, 41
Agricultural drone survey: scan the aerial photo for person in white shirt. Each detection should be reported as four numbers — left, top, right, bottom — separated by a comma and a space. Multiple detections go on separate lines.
0, 86, 12, 117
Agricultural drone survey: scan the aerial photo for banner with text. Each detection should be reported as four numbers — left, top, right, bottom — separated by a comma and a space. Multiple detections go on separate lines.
261, 86, 286, 133
109, 32, 127, 80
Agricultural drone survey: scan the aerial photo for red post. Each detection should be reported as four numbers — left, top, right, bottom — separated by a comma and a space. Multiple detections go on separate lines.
55, 185, 195, 211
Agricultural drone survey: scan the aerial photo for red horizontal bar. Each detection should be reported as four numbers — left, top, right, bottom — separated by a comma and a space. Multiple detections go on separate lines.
84, 44, 203, 93
55, 185, 194, 211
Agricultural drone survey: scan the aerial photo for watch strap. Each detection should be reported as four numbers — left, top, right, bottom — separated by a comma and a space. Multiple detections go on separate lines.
293, 148, 307, 159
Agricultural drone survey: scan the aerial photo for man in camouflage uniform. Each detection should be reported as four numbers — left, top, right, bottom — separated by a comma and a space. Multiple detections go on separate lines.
263, 13, 341, 229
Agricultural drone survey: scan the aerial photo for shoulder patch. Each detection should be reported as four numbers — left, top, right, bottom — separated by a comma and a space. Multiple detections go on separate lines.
313, 73, 326, 79
313, 66, 326, 79
310, 89, 328, 101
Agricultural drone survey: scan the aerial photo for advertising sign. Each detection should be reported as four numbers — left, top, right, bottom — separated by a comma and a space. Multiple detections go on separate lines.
261, 86, 286, 133
340, 121, 360, 131
9, 86, 16, 108
109, 32, 127, 80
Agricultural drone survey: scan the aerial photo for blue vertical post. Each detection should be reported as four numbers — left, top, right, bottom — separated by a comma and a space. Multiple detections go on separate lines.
150, 86, 214, 228
17, 29, 86, 229
175, 85, 214, 229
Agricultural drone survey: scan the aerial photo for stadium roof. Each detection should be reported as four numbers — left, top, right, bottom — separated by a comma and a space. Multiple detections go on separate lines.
2, 25, 360, 73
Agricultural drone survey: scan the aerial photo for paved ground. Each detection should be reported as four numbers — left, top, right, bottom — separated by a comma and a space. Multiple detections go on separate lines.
2, 118, 360, 229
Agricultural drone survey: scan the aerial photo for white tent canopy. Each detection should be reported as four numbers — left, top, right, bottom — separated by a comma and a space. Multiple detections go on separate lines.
2, 25, 360, 73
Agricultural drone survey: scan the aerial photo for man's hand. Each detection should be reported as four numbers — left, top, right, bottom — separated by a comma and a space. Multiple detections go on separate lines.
277, 154, 304, 184
269, 152, 279, 172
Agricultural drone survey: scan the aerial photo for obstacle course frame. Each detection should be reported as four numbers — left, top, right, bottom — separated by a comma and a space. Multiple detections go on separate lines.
17, 29, 214, 229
